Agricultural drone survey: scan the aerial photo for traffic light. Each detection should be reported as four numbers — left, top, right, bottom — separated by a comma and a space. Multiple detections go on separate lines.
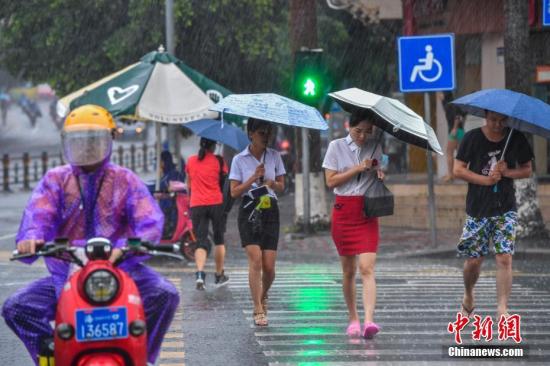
293, 49, 325, 106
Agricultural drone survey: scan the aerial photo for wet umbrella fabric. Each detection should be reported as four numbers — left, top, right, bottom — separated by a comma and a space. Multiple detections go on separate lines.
328, 88, 443, 154
452, 88, 550, 192
209, 93, 328, 130
183, 119, 249, 151
57, 49, 233, 188
57, 51, 228, 123
451, 88, 550, 139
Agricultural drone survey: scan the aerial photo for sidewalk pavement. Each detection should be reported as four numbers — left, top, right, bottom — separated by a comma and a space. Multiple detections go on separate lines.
271, 192, 550, 262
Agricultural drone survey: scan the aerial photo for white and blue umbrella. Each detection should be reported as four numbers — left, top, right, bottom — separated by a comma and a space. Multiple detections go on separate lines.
209, 93, 328, 130
183, 119, 249, 151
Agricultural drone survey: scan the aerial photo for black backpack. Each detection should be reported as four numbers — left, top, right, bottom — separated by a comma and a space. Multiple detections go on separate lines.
215, 155, 235, 214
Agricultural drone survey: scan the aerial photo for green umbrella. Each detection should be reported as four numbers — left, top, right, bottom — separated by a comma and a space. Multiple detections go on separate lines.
58, 49, 232, 121
57, 47, 235, 187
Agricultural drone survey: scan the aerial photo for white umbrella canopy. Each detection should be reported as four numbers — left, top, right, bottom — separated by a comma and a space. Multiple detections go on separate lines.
329, 88, 443, 155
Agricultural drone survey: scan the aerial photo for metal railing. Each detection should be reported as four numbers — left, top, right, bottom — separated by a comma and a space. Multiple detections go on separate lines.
2, 144, 156, 192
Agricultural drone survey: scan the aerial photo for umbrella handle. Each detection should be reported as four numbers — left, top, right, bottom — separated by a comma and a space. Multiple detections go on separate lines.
492, 129, 514, 194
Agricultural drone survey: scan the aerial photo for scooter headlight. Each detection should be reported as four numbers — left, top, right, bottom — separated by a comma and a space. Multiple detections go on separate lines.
84, 270, 119, 304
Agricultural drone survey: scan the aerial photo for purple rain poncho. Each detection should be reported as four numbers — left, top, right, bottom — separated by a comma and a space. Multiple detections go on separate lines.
2, 160, 179, 365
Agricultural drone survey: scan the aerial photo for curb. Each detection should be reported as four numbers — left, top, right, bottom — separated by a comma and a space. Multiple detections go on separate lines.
392, 247, 550, 260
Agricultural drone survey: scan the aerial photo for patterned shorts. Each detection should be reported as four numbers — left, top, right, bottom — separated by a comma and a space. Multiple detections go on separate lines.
457, 211, 517, 258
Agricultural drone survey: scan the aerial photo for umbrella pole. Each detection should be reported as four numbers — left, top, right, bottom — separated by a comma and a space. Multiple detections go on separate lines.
370, 128, 385, 159
493, 128, 514, 193
155, 123, 162, 191
499, 128, 514, 161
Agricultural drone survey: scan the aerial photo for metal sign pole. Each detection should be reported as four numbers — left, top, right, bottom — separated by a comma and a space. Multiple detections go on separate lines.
155, 123, 162, 191
165, 0, 180, 168
302, 127, 311, 233
424, 92, 437, 247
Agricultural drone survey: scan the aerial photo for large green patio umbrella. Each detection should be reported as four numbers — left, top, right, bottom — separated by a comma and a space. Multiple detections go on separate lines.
57, 47, 232, 188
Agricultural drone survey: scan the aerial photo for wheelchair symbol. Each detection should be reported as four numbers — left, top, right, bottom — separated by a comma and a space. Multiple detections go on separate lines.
409, 45, 442, 83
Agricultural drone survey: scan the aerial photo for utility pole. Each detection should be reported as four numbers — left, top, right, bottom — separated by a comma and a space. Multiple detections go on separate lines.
165, 0, 181, 167
290, 0, 324, 233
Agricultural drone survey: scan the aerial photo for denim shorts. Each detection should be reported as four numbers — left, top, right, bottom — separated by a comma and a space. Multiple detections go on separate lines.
457, 211, 517, 258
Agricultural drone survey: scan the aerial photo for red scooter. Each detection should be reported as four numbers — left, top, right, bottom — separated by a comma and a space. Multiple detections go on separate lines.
11, 237, 182, 366
153, 181, 198, 261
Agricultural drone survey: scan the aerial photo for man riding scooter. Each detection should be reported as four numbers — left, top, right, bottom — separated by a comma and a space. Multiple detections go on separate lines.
2, 104, 179, 366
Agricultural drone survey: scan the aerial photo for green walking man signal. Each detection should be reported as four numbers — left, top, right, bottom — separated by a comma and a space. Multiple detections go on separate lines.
304, 78, 316, 96
293, 49, 325, 106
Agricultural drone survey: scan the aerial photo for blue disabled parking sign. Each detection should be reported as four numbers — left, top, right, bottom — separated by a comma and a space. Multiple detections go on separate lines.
398, 34, 455, 92
544, 0, 550, 26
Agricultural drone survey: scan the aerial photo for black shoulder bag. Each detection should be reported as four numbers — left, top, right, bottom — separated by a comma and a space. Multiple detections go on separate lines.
359, 133, 394, 217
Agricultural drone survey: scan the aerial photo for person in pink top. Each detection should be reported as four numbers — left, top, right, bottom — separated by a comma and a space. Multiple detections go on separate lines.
186, 137, 229, 289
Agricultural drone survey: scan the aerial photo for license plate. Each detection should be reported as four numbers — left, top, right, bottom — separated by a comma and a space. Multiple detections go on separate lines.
75, 306, 128, 342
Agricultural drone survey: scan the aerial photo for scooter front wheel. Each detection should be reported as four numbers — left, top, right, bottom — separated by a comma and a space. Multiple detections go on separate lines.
180, 232, 198, 261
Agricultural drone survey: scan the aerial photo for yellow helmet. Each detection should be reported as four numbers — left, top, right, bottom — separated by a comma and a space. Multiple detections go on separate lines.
63, 104, 116, 132
61, 105, 115, 166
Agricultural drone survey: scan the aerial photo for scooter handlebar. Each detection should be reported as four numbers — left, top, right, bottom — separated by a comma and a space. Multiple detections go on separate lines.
10, 240, 183, 262
10, 242, 77, 261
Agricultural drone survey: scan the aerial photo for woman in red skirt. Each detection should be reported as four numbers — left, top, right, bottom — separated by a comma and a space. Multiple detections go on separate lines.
322, 110, 385, 339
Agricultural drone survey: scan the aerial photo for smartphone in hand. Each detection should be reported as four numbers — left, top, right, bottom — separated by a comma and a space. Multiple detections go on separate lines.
249, 185, 269, 199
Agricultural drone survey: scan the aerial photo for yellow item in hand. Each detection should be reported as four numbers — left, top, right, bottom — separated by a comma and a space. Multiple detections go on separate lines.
258, 195, 271, 209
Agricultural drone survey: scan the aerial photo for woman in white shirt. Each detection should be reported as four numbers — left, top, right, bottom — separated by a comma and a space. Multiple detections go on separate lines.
322, 110, 384, 339
229, 118, 286, 327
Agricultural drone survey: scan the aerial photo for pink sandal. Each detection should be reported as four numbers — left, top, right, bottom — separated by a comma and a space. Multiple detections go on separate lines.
363, 322, 380, 339
346, 321, 361, 337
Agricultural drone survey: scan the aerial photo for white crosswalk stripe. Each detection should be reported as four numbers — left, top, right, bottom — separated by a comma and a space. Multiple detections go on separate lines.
224, 264, 549, 365
157, 275, 186, 366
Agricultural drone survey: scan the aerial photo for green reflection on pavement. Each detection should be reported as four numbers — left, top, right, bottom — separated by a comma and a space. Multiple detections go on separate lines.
290, 285, 331, 312
303, 339, 326, 345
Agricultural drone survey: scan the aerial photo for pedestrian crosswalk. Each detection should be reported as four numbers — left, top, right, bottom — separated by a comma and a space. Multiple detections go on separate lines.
2, 259, 548, 365
223, 264, 550, 365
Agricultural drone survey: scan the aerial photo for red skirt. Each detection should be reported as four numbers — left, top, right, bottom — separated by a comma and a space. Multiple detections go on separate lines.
331, 195, 379, 256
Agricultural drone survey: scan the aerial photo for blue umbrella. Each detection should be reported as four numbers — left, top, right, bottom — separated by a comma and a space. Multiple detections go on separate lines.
209, 93, 328, 130
452, 88, 550, 192
183, 119, 249, 151
451, 89, 550, 138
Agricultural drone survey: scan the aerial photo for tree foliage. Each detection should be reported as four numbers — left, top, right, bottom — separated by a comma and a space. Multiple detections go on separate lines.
0, 0, 389, 97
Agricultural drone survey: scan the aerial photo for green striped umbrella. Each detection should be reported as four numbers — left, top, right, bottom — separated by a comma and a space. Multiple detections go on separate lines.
57, 48, 234, 187
58, 49, 232, 122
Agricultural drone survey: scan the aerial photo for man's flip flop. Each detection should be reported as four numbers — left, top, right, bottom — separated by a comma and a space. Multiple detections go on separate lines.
461, 303, 475, 318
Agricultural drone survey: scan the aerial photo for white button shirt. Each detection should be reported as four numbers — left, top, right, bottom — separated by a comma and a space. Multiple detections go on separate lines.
322, 134, 382, 196
229, 146, 286, 198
